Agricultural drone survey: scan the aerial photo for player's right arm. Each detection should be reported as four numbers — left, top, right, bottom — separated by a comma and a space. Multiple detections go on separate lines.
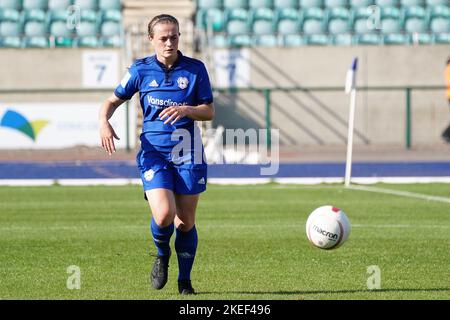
99, 94, 125, 155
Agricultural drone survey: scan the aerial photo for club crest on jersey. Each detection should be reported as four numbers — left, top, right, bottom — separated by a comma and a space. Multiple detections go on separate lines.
177, 77, 189, 89
144, 169, 155, 181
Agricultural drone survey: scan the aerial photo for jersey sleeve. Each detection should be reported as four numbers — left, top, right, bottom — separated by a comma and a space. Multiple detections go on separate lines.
114, 65, 139, 100
195, 62, 213, 105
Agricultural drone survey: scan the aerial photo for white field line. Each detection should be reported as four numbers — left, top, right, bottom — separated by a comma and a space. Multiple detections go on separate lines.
347, 185, 450, 204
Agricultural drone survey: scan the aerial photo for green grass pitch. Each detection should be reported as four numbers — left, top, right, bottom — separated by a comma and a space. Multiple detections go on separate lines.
0, 183, 449, 300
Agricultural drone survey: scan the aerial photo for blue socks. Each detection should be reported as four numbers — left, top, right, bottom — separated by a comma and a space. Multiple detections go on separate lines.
175, 225, 198, 281
151, 218, 174, 257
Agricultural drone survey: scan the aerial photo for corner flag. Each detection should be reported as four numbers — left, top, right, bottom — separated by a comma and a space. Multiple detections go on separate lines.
344, 57, 358, 187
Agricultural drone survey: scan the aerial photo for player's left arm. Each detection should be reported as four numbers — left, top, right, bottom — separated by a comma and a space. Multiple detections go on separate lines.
159, 103, 215, 125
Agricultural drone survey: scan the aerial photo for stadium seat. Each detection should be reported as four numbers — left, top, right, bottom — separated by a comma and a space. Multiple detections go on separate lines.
277, 17, 300, 35
198, 0, 223, 9
22, 36, 49, 47
328, 18, 351, 34
353, 17, 377, 33
299, 0, 323, 8
48, 0, 72, 10
324, 0, 348, 8
49, 19, 71, 36
24, 20, 46, 35
251, 8, 275, 34
80, 9, 97, 22
349, 0, 374, 7
228, 34, 252, 46
274, 0, 298, 8
383, 33, 409, 44
306, 34, 330, 45
282, 34, 305, 45
249, 0, 272, 8
53, 36, 73, 47
404, 17, 428, 32
434, 32, 450, 44
302, 7, 325, 34
425, 0, 448, 6
353, 33, 381, 44
402, 5, 426, 21
21, 8, 46, 23
22, 0, 48, 10
100, 9, 121, 23
225, 8, 250, 34
380, 17, 402, 33
400, 0, 424, 6
99, 35, 122, 47
0, 20, 21, 35
197, 8, 226, 31
98, 0, 120, 10
332, 33, 353, 44
381, 6, 400, 19
0, 35, 21, 47
0, 8, 20, 21
76, 20, 97, 36
223, 0, 248, 9
100, 20, 119, 36
211, 34, 228, 47
0, 0, 22, 10
430, 17, 450, 32
74, 35, 98, 46
409, 32, 434, 44
253, 34, 278, 46
428, 5, 450, 20
375, 0, 399, 6
74, 0, 97, 10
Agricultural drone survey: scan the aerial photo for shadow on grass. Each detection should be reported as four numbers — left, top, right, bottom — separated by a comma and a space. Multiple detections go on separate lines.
197, 288, 450, 296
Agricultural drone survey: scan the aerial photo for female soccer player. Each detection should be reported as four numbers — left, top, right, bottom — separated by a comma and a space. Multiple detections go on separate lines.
99, 14, 214, 295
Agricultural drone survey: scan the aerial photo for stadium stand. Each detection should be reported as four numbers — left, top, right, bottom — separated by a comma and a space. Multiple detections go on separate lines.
0, 0, 123, 48
195, 0, 450, 46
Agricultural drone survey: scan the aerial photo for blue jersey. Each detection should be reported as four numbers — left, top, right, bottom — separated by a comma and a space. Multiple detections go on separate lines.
114, 51, 213, 151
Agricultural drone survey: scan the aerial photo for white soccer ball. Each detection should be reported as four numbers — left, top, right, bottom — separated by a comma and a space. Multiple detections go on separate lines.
306, 205, 351, 250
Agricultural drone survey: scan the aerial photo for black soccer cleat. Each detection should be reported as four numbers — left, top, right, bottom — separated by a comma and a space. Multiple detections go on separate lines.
150, 255, 170, 290
178, 280, 196, 295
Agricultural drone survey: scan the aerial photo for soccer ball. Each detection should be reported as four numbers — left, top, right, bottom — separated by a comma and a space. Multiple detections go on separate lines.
306, 205, 351, 250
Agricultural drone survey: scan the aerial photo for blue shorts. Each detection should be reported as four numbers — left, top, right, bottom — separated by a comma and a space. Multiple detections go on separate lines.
136, 149, 207, 195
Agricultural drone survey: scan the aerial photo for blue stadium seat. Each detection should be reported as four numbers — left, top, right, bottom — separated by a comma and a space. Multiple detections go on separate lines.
198, 0, 223, 9
99, 0, 120, 10
74, 0, 97, 10
299, 0, 323, 7
375, 0, 399, 6
306, 34, 330, 45
228, 34, 252, 46
428, 5, 450, 20
0, 20, 21, 35
249, 0, 272, 8
353, 33, 381, 44
400, 0, 424, 6
224, 0, 248, 8
23, 0, 47, 10
225, 8, 250, 34
324, 0, 348, 7
76, 20, 97, 36
100, 20, 119, 36
302, 7, 325, 34
332, 33, 353, 44
0, 0, 22, 10
22, 36, 49, 47
327, 7, 351, 34
434, 32, 450, 44
404, 17, 428, 32
425, 0, 448, 6
277, 15, 301, 34
253, 34, 278, 46
74, 35, 98, 46
282, 34, 305, 45
211, 34, 228, 47
48, 0, 72, 10
100, 9, 121, 22
409, 32, 434, 44
24, 20, 46, 35
251, 8, 275, 34
430, 17, 450, 32
49, 19, 71, 36
0, 36, 22, 47
383, 33, 409, 44
349, 0, 374, 7
80, 9, 97, 22
21, 8, 46, 23
380, 17, 402, 33
274, 0, 298, 7
99, 35, 122, 46
197, 8, 226, 31
0, 8, 20, 21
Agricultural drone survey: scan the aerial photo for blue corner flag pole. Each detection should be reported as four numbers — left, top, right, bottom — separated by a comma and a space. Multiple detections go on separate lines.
344, 57, 358, 187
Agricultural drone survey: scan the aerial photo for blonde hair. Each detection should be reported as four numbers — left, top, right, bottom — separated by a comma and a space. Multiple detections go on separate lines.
148, 14, 180, 38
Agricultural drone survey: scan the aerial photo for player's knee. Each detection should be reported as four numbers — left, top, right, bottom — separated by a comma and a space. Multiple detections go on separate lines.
175, 216, 195, 232
152, 210, 176, 227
